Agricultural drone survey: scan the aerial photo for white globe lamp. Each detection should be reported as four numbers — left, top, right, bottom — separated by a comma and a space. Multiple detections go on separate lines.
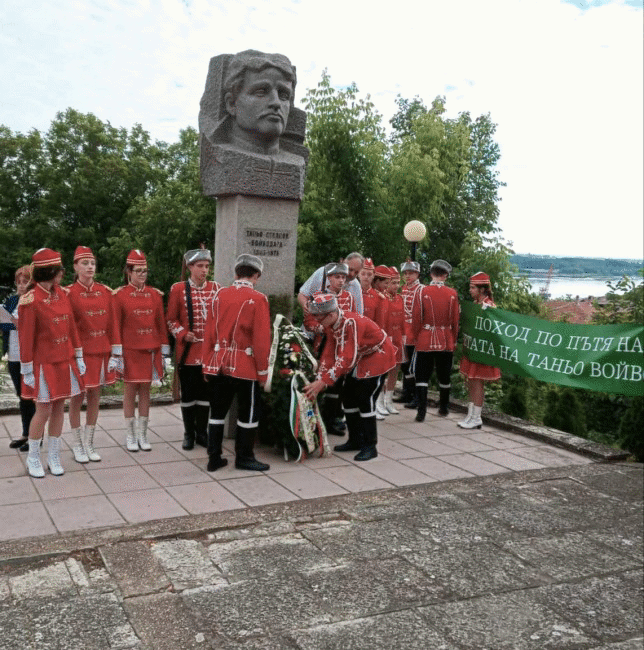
403, 220, 427, 260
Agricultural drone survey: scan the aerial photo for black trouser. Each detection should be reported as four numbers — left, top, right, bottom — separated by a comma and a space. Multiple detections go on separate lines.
413, 351, 453, 390
9, 360, 35, 438
207, 375, 261, 460
400, 345, 415, 382
341, 372, 386, 448
321, 377, 345, 430
178, 364, 210, 439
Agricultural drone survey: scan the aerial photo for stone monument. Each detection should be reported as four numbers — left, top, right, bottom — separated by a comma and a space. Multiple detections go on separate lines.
199, 49, 308, 298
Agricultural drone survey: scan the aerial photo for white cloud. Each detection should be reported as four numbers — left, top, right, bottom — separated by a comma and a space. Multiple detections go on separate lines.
0, 0, 641, 258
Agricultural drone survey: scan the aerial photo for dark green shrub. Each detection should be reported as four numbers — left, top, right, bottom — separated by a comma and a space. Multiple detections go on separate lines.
618, 397, 644, 462
501, 383, 528, 419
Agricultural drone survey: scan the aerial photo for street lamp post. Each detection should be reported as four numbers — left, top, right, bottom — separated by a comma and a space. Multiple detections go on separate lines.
403, 220, 427, 261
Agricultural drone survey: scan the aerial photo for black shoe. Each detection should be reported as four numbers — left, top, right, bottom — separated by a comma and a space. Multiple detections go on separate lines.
19, 441, 30, 452
404, 399, 418, 409
354, 446, 378, 461
333, 440, 361, 452
207, 456, 228, 472
415, 411, 426, 422
332, 417, 347, 431
195, 432, 208, 448
235, 458, 270, 472
182, 434, 195, 450
437, 406, 449, 416
9, 437, 28, 449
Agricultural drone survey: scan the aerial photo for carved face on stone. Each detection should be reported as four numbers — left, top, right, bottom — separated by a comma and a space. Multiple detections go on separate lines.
225, 67, 293, 151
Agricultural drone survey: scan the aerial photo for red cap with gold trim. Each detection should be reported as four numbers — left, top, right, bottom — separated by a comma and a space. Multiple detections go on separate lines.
126, 249, 147, 266
363, 258, 375, 271
389, 266, 400, 277
73, 246, 95, 262
374, 265, 392, 279
470, 272, 491, 285
32, 248, 62, 268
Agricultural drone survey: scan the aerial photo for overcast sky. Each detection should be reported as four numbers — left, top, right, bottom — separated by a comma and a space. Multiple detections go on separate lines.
2, 0, 642, 260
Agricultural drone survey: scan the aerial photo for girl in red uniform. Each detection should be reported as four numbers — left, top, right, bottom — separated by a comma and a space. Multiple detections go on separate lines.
67, 246, 119, 463
383, 266, 405, 414
372, 266, 392, 419
19, 248, 86, 478
458, 272, 501, 429
112, 250, 170, 451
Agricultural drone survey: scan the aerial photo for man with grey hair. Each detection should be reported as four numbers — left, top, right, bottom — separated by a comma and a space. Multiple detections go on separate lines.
297, 253, 364, 317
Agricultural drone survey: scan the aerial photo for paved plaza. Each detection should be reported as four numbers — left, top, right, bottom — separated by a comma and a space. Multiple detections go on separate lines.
0, 402, 598, 540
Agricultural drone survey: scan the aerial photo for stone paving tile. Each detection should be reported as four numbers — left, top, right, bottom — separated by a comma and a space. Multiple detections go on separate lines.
511, 445, 591, 468
358, 458, 437, 486
0, 475, 40, 505
418, 590, 595, 649
149, 424, 184, 442
0, 454, 27, 479
375, 437, 427, 460
472, 449, 547, 471
83, 427, 121, 448
88, 465, 161, 493
219, 475, 300, 506
502, 531, 642, 581
168, 440, 209, 459
378, 426, 421, 440
83, 445, 138, 469
0, 501, 56, 540
586, 518, 643, 562
45, 494, 126, 532
33, 470, 102, 501
152, 539, 225, 590
208, 533, 339, 582
462, 430, 535, 450
270, 469, 349, 499
437, 452, 510, 476
0, 442, 19, 457
166, 481, 245, 514
314, 464, 394, 493
130, 442, 187, 465
143, 460, 212, 487
396, 437, 464, 456
108, 487, 189, 523
430, 433, 497, 453
400, 456, 476, 481
491, 429, 544, 446
291, 609, 459, 650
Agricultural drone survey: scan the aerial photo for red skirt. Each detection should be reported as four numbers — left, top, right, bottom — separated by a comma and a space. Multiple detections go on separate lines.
460, 357, 501, 381
122, 348, 162, 383
83, 352, 116, 389
23, 360, 85, 403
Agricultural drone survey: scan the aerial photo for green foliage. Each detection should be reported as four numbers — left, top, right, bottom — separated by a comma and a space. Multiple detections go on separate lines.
618, 397, 644, 462
500, 380, 528, 419
543, 388, 586, 436
592, 273, 644, 325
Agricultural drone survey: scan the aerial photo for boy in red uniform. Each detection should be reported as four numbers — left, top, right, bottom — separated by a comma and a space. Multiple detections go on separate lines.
19, 248, 86, 477
372, 265, 392, 418
383, 266, 405, 414
394, 259, 424, 407
67, 246, 119, 464
411, 259, 460, 422
202, 254, 271, 472
112, 250, 170, 452
303, 293, 396, 461
166, 248, 221, 450
359, 258, 386, 329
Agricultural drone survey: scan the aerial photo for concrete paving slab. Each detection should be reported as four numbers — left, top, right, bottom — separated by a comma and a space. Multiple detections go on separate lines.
87, 464, 160, 493
269, 468, 349, 499
33, 470, 102, 501
472, 448, 547, 470
142, 459, 212, 486
45, 494, 125, 532
165, 480, 245, 514
0, 501, 56, 540
107, 486, 188, 523
435, 452, 509, 476
0, 475, 40, 505
400, 455, 476, 480
358, 457, 439, 486
219, 474, 300, 506
314, 464, 396, 492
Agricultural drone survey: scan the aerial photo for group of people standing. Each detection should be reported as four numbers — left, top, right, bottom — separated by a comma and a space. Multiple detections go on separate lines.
2, 244, 499, 479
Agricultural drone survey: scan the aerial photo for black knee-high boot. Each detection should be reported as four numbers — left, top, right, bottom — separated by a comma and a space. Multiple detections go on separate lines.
438, 387, 450, 416
354, 416, 378, 461
195, 404, 210, 447
181, 405, 197, 450
415, 386, 428, 422
333, 411, 362, 452
207, 423, 228, 471
235, 427, 270, 471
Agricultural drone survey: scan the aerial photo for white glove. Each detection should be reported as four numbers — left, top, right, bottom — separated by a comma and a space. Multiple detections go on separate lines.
163, 357, 173, 372
77, 358, 86, 375
23, 372, 35, 388
107, 355, 121, 373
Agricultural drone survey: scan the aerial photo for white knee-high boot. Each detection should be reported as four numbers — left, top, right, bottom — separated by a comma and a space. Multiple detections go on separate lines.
458, 405, 482, 429
125, 417, 138, 452
137, 416, 151, 451
47, 436, 65, 476
457, 403, 474, 428
27, 438, 45, 478
71, 426, 89, 463
385, 391, 399, 414
83, 425, 101, 461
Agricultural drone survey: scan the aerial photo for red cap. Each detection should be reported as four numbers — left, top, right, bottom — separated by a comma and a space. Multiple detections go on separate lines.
126, 249, 147, 266
32, 248, 62, 268
73, 246, 95, 262
363, 258, 375, 271
389, 266, 400, 277
470, 272, 491, 285
374, 265, 392, 279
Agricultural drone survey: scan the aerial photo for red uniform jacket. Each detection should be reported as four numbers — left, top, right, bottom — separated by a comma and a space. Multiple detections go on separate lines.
303, 289, 355, 335
316, 312, 396, 386
385, 294, 405, 362
402, 280, 423, 345
166, 280, 221, 366
112, 283, 169, 352
66, 280, 117, 356
362, 288, 387, 330
412, 282, 460, 352
18, 284, 83, 368
202, 280, 271, 381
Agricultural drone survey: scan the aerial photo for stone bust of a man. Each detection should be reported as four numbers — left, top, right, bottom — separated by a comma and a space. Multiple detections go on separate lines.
199, 50, 308, 200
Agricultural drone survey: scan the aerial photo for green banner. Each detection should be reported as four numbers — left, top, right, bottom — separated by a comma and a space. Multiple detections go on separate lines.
460, 302, 644, 397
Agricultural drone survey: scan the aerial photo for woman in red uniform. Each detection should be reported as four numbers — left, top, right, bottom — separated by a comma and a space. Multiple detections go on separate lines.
372, 266, 392, 419
112, 250, 170, 451
458, 272, 501, 430
66, 246, 119, 463
18, 248, 86, 478
383, 266, 405, 414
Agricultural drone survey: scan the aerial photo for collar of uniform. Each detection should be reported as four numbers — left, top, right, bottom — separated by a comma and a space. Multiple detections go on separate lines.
430, 281, 445, 286
406, 280, 420, 288
188, 278, 207, 289
76, 279, 95, 291
128, 281, 146, 292
332, 310, 345, 331
36, 282, 56, 297
233, 279, 253, 289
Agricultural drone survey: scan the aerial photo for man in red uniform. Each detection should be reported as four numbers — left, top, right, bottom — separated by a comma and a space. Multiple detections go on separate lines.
411, 259, 460, 422
166, 248, 221, 450
202, 254, 271, 472
394, 259, 424, 408
303, 293, 396, 461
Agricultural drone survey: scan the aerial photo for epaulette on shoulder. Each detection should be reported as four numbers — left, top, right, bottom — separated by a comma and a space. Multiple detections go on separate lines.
152, 287, 164, 296
112, 286, 126, 295
19, 290, 35, 306
60, 286, 70, 295
101, 284, 112, 292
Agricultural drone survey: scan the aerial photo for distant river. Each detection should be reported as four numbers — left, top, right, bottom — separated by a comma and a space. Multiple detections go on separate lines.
523, 275, 636, 300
